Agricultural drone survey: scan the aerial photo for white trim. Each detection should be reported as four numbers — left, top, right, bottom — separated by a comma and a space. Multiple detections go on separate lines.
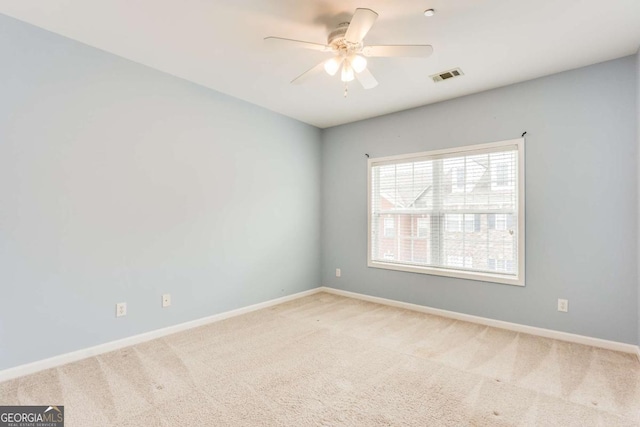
320, 287, 639, 355
0, 287, 322, 382
367, 138, 525, 287
369, 139, 519, 167
517, 137, 526, 285
367, 157, 373, 272
367, 261, 521, 286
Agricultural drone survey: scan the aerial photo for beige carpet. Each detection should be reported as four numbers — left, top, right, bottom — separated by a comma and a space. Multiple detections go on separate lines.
1, 292, 639, 426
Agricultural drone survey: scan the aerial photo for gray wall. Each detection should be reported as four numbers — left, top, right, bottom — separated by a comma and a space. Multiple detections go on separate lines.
0, 15, 322, 370
322, 56, 638, 345
637, 48, 640, 347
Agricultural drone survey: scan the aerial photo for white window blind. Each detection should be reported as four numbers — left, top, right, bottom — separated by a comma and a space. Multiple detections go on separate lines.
368, 139, 524, 286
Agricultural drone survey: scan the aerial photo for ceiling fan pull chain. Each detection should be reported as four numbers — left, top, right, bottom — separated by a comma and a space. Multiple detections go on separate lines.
344, 83, 349, 98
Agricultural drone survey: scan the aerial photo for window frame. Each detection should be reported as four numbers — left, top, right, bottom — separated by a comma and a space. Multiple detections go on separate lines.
367, 138, 525, 287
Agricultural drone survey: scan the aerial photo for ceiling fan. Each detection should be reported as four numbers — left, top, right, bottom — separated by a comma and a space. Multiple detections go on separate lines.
264, 8, 433, 92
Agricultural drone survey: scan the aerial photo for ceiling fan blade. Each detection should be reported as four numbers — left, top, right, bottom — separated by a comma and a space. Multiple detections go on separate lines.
362, 45, 434, 58
345, 8, 379, 43
355, 68, 379, 90
264, 36, 331, 52
291, 60, 327, 85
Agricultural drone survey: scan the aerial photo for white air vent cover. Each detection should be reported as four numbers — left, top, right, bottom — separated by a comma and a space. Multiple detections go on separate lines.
431, 68, 464, 83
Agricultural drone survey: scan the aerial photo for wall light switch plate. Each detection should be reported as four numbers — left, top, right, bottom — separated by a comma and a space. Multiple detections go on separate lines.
336, 268, 341, 278
162, 294, 171, 308
557, 299, 568, 313
116, 302, 127, 317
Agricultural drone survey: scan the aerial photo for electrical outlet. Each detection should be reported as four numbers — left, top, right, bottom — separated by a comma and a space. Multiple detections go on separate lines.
336, 268, 341, 278
116, 302, 127, 317
162, 294, 171, 308
557, 299, 568, 313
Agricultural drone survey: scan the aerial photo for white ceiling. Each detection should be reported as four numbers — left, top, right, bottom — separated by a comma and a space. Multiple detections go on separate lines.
1, 0, 639, 128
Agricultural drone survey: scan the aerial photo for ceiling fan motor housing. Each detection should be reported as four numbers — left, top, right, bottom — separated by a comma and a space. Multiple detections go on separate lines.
328, 22, 362, 54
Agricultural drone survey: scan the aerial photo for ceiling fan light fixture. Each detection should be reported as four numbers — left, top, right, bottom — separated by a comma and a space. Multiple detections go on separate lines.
341, 63, 355, 82
351, 55, 367, 73
324, 57, 342, 76
266, 8, 434, 92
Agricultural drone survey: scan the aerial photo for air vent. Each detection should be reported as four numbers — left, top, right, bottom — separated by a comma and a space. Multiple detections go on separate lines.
431, 68, 464, 83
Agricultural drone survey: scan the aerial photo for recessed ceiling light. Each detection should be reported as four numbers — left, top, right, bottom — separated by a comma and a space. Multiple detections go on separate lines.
424, 9, 435, 17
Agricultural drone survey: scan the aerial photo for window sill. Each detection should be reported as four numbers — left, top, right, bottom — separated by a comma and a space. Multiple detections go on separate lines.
367, 260, 525, 287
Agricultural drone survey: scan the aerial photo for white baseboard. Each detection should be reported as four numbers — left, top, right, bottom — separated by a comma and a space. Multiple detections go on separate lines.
0, 287, 322, 383
320, 287, 640, 356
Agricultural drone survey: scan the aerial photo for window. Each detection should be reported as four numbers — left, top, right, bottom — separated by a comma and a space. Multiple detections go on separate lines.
452, 167, 465, 193
495, 214, 507, 231
368, 138, 524, 286
383, 217, 395, 237
492, 159, 513, 190
417, 217, 429, 238
464, 214, 476, 232
447, 255, 473, 269
446, 214, 463, 232
488, 258, 514, 272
